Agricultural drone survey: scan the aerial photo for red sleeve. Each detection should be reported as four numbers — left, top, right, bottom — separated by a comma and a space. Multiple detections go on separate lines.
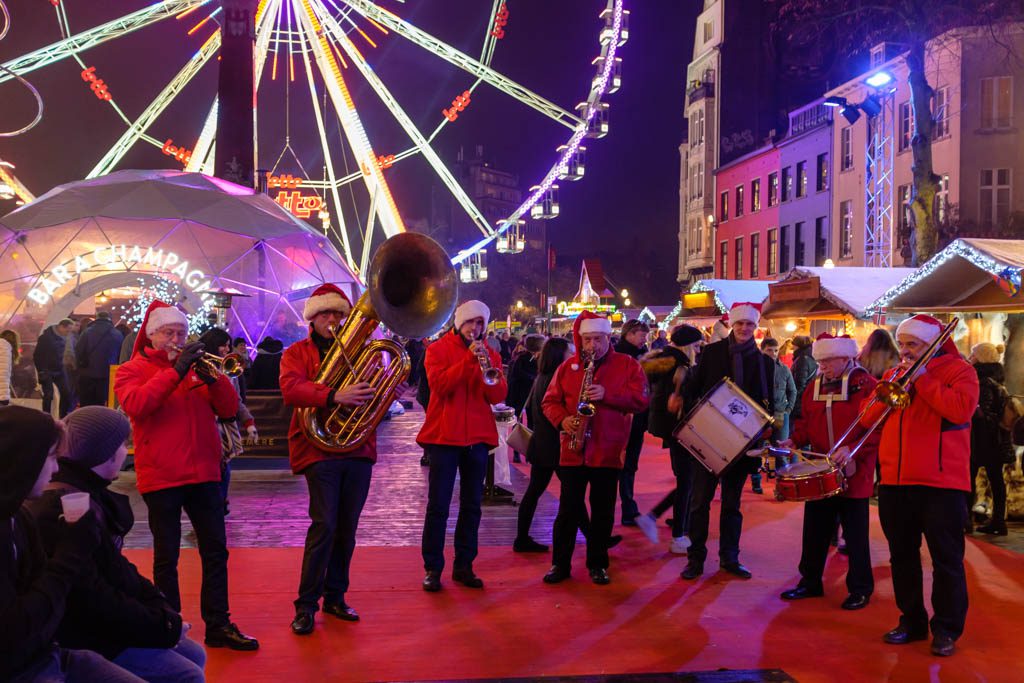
601, 358, 650, 413
542, 362, 572, 429
913, 360, 980, 424
206, 374, 239, 418
425, 341, 477, 399
114, 361, 181, 421
279, 344, 332, 408
482, 347, 508, 405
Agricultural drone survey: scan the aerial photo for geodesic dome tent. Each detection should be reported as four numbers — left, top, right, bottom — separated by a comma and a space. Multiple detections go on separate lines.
0, 169, 359, 347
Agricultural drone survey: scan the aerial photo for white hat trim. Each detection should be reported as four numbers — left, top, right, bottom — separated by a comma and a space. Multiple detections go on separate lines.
454, 300, 490, 328
579, 317, 612, 335
303, 291, 351, 320
812, 337, 860, 361
145, 306, 188, 336
729, 304, 761, 325
896, 317, 940, 344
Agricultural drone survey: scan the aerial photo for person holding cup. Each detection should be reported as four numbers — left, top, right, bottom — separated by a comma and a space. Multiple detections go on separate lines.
27, 406, 206, 682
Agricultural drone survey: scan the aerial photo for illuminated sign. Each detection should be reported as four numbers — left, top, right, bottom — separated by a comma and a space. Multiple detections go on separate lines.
161, 139, 193, 166
275, 190, 324, 219
490, 3, 509, 39
81, 67, 112, 101
266, 173, 302, 189
443, 90, 471, 122
377, 154, 396, 170
26, 245, 213, 306
556, 300, 617, 316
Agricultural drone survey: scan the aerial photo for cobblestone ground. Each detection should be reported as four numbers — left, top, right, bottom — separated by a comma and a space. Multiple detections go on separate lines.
113, 406, 554, 549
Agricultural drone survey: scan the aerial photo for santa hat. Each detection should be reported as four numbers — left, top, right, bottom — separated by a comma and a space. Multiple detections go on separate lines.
729, 301, 761, 325
720, 312, 730, 324
896, 314, 959, 357
812, 333, 860, 361
303, 283, 352, 321
572, 310, 612, 357
134, 300, 187, 357
454, 300, 490, 329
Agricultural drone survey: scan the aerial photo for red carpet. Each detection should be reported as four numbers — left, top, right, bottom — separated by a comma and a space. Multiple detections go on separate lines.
125, 438, 1024, 682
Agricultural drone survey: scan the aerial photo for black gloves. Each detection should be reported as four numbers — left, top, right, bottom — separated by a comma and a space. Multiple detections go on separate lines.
52, 509, 102, 565
173, 342, 205, 378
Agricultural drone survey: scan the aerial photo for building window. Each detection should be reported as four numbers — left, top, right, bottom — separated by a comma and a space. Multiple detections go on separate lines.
814, 217, 828, 266
899, 101, 914, 151
816, 153, 828, 192
980, 169, 1011, 228
780, 225, 790, 272
697, 164, 704, 199
720, 240, 728, 278
781, 167, 792, 202
794, 222, 806, 266
750, 233, 760, 279
703, 21, 713, 43
735, 185, 745, 217
796, 161, 807, 198
937, 173, 950, 224
841, 127, 853, 170
735, 237, 744, 279
690, 110, 705, 148
720, 190, 729, 222
768, 172, 778, 207
981, 76, 1013, 129
897, 184, 911, 250
934, 87, 950, 139
767, 228, 778, 275
751, 178, 761, 212
840, 200, 853, 258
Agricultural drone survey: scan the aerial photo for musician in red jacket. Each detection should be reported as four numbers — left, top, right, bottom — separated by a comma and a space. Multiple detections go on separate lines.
860, 314, 979, 657
114, 300, 258, 651
778, 333, 879, 611
418, 300, 507, 592
541, 311, 649, 585
279, 283, 377, 635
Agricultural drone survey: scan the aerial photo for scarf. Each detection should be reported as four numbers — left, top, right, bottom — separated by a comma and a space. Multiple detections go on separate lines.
727, 333, 759, 388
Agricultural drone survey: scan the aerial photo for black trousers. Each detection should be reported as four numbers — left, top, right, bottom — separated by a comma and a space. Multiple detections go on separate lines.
143, 482, 230, 629
38, 370, 72, 417
878, 485, 969, 639
618, 411, 648, 522
516, 464, 592, 541
77, 376, 109, 407
552, 465, 618, 571
295, 458, 373, 613
421, 443, 488, 572
797, 496, 873, 596
687, 460, 748, 565
971, 462, 1007, 523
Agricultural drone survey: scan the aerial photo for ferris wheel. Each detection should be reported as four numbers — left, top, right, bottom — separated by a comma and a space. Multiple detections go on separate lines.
0, 0, 628, 280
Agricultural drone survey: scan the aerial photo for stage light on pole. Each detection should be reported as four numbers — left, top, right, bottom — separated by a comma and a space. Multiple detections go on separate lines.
841, 105, 861, 125
865, 71, 893, 88
859, 95, 883, 118
824, 96, 846, 108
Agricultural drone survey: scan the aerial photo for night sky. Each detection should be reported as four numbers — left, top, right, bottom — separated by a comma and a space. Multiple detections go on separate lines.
0, 0, 699, 305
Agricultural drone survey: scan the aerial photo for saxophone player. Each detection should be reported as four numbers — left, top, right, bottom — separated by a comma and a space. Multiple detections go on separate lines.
541, 311, 649, 585
281, 284, 376, 635
418, 300, 508, 592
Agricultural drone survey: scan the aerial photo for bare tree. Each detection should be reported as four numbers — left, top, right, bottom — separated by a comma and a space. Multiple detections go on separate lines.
771, 0, 1024, 265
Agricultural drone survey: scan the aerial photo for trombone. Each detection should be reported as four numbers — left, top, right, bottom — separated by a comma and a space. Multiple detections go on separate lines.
170, 344, 245, 378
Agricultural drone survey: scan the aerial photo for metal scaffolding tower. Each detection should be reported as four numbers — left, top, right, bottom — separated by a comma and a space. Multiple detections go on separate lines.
864, 93, 895, 267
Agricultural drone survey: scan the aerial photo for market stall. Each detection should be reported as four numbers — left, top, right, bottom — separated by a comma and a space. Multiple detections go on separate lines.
662, 279, 774, 331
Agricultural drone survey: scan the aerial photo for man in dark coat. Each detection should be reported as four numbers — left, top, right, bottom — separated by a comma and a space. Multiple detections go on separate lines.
33, 319, 74, 417
679, 302, 775, 581
614, 319, 650, 525
75, 311, 125, 407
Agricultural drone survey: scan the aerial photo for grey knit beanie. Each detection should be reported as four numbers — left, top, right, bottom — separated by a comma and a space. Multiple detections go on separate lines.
61, 406, 131, 469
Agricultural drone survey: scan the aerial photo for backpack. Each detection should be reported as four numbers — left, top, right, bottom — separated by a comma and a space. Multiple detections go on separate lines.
1000, 389, 1024, 432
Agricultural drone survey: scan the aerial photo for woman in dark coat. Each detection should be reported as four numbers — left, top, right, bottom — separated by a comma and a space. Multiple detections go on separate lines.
968, 343, 1012, 535
249, 337, 284, 390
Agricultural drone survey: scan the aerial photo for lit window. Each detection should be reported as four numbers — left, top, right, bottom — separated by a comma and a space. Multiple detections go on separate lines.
767, 228, 778, 275
768, 172, 778, 207
841, 128, 853, 171
899, 101, 914, 151
735, 185, 745, 217
981, 77, 1013, 129
751, 178, 761, 212
980, 168, 1011, 228
840, 201, 853, 258
750, 233, 760, 279
933, 87, 950, 138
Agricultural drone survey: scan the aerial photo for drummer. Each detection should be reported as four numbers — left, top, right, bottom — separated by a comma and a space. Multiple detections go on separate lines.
777, 333, 879, 610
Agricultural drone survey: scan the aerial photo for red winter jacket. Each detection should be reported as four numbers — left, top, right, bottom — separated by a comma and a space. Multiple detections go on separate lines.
542, 350, 649, 469
279, 336, 376, 474
860, 352, 979, 491
789, 366, 879, 498
114, 348, 238, 494
417, 330, 507, 449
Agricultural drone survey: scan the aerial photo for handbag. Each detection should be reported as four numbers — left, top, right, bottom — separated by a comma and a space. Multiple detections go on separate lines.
506, 421, 533, 454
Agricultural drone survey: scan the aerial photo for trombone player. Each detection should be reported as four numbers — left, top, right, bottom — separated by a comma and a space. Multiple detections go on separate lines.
281, 283, 376, 635
861, 314, 978, 657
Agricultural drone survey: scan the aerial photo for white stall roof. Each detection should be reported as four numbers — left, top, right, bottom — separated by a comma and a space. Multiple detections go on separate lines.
783, 267, 915, 317
691, 279, 774, 311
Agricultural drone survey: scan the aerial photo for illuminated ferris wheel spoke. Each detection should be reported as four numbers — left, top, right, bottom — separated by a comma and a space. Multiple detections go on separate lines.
478, 0, 503, 66
317, 9, 495, 239
0, 0, 208, 86
338, 0, 582, 130
359, 188, 380, 274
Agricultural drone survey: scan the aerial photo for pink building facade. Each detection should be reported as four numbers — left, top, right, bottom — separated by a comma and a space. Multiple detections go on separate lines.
713, 144, 780, 280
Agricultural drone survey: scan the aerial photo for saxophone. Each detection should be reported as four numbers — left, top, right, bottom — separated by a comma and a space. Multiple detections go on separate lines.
568, 353, 597, 452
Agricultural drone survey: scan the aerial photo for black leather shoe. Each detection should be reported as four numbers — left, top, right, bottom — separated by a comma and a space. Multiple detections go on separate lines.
977, 523, 1008, 536
680, 561, 704, 580
589, 568, 610, 585
205, 623, 259, 651
780, 585, 824, 601
883, 624, 928, 645
513, 537, 549, 553
931, 634, 956, 657
721, 562, 752, 579
290, 612, 314, 636
422, 570, 442, 592
452, 566, 484, 588
841, 593, 870, 610
323, 602, 359, 621
543, 565, 570, 584
607, 534, 623, 549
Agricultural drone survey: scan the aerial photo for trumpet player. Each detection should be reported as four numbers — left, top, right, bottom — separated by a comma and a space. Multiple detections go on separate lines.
418, 300, 507, 592
862, 314, 978, 657
113, 300, 259, 651
541, 311, 648, 585
280, 283, 376, 635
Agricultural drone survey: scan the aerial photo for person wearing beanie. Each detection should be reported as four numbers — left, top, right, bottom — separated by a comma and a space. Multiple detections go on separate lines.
634, 324, 704, 554
113, 300, 258, 652
540, 311, 649, 585
614, 319, 651, 527
967, 342, 1012, 536
776, 334, 879, 612
679, 301, 775, 582
24, 406, 206, 681
860, 313, 978, 656
418, 300, 507, 592
280, 283, 378, 635
0, 405, 148, 682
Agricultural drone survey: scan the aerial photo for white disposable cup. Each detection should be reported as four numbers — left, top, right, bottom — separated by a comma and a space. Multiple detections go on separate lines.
60, 492, 90, 523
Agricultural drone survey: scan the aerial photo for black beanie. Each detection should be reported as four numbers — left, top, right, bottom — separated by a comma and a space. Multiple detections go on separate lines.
0, 406, 61, 517
671, 324, 703, 347
61, 406, 132, 469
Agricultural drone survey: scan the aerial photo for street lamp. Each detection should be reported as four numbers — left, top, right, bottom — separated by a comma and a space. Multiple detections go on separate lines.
516, 300, 523, 309
620, 288, 628, 298
624, 298, 631, 307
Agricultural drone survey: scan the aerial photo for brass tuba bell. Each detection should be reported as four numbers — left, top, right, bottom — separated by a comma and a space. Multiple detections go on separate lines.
299, 232, 459, 452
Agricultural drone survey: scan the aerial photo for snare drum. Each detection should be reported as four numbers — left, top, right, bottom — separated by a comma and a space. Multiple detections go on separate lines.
673, 378, 774, 475
774, 459, 846, 502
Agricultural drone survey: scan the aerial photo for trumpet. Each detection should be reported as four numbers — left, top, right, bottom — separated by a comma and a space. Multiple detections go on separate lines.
475, 336, 503, 386
169, 344, 244, 378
